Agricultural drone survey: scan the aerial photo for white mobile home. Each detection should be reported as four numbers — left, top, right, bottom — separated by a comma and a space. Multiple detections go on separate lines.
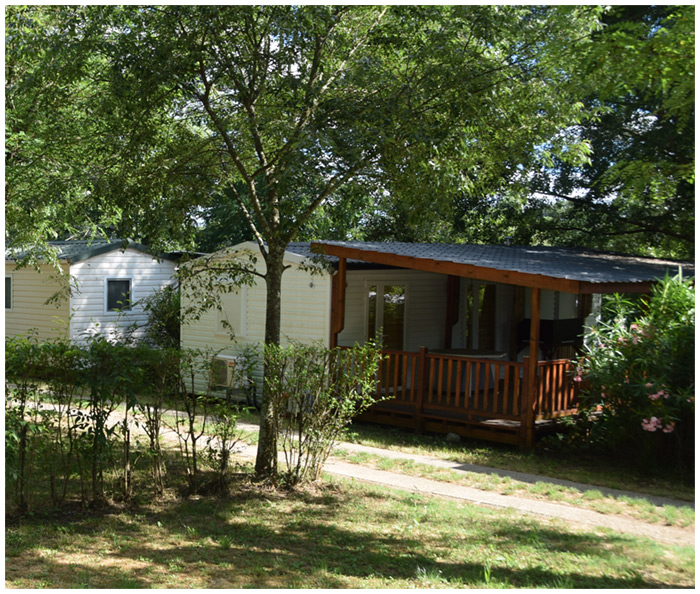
5, 240, 180, 343
183, 239, 692, 448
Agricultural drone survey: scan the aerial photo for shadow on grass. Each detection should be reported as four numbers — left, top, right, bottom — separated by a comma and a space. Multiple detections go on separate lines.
6, 481, 693, 589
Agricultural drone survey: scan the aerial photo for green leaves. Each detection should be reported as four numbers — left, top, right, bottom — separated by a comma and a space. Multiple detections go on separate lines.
264, 341, 383, 484
517, 5, 694, 258
575, 273, 695, 472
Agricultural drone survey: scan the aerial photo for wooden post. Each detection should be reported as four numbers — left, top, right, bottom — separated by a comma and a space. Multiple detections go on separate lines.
330, 257, 347, 348
522, 287, 540, 450
444, 275, 460, 349
415, 346, 428, 433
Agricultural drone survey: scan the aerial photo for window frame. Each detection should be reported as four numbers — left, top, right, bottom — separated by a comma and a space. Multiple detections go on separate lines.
104, 277, 133, 313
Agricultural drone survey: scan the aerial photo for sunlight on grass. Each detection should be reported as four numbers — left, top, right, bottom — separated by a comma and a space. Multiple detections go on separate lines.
5, 478, 694, 589
340, 423, 695, 502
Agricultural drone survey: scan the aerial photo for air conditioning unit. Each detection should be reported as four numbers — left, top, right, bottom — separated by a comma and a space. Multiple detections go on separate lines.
209, 355, 244, 390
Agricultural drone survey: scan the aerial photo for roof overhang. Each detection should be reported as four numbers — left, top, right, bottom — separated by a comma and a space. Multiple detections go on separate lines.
311, 242, 680, 295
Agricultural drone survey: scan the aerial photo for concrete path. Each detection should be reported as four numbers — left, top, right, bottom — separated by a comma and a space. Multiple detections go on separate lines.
333, 441, 695, 510
234, 422, 694, 547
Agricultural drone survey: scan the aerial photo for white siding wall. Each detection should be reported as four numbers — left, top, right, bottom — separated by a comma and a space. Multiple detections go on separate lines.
181, 247, 333, 393
69, 249, 176, 342
337, 268, 447, 352
5, 263, 72, 341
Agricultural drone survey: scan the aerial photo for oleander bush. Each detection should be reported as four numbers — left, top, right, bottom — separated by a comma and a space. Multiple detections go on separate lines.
573, 272, 694, 475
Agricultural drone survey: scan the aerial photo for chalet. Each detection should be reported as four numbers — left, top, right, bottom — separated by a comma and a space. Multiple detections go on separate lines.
5, 239, 181, 343
180, 240, 694, 448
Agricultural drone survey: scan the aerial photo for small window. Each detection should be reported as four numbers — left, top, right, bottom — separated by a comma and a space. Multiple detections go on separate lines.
5, 275, 12, 310
106, 279, 132, 311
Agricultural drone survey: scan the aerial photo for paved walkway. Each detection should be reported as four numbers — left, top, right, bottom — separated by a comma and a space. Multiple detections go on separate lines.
234, 421, 694, 547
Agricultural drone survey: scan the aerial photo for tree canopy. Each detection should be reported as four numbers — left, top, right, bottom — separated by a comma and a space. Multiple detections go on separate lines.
462, 5, 694, 259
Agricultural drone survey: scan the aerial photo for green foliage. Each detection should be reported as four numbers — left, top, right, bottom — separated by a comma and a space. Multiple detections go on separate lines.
264, 341, 383, 485
517, 5, 694, 258
4, 334, 253, 510
574, 273, 695, 474
6, 5, 607, 475
141, 285, 181, 349
203, 399, 243, 489
5, 334, 46, 512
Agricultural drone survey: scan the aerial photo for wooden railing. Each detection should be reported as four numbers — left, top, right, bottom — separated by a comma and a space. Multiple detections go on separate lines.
536, 358, 580, 418
360, 347, 579, 448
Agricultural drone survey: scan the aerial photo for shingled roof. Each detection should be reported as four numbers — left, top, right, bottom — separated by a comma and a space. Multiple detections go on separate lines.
6, 240, 186, 264
311, 241, 694, 294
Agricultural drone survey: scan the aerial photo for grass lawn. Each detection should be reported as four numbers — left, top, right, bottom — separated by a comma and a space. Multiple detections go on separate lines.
340, 421, 695, 501
5, 474, 694, 589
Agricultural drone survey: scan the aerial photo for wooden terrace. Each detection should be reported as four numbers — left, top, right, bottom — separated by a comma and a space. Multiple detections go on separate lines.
357, 347, 579, 448
311, 240, 691, 450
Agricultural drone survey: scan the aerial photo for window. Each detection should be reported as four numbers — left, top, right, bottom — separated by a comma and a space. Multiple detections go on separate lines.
5, 275, 12, 310
464, 280, 496, 350
106, 279, 132, 312
367, 284, 406, 350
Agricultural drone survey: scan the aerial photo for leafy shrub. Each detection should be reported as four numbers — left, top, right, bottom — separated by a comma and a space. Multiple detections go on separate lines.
574, 272, 694, 474
264, 341, 383, 485
142, 285, 181, 348
5, 334, 46, 512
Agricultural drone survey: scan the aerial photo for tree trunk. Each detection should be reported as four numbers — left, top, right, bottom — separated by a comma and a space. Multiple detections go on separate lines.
255, 245, 286, 477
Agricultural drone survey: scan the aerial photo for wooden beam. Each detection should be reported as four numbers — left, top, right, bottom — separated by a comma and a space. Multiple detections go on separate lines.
522, 287, 540, 450
579, 281, 654, 294
330, 257, 347, 348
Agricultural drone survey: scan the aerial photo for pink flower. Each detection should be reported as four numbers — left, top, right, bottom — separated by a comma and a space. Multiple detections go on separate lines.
662, 422, 676, 434
649, 392, 660, 401
601, 392, 607, 399
632, 336, 639, 344
573, 376, 582, 383
641, 417, 663, 432
630, 323, 639, 332
645, 382, 653, 388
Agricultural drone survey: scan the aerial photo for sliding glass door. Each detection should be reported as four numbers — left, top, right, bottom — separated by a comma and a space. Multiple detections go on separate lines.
367, 284, 406, 350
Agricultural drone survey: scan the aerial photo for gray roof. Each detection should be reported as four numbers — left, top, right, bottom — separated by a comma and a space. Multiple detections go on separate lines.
6, 239, 184, 264
311, 241, 694, 291
285, 242, 388, 268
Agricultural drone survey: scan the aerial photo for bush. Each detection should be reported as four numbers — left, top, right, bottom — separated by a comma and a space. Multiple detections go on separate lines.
4, 333, 244, 510
142, 285, 181, 348
264, 341, 383, 485
574, 272, 694, 475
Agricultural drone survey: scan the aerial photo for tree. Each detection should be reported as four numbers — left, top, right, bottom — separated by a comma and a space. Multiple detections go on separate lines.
6, 5, 603, 476
6, 6, 214, 257
512, 5, 694, 258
